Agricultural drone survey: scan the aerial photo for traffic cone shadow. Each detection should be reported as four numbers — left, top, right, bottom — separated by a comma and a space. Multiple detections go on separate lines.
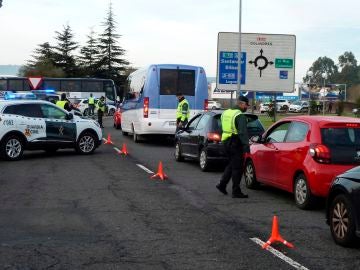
262, 216, 294, 249
151, 161, 168, 181
104, 133, 113, 145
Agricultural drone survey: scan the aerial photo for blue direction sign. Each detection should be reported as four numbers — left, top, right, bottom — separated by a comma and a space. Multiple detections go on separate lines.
219, 51, 246, 85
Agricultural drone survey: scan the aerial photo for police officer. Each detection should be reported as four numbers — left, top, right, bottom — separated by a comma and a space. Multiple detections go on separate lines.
216, 95, 250, 198
97, 96, 106, 128
176, 92, 190, 132
56, 93, 71, 112
88, 93, 95, 116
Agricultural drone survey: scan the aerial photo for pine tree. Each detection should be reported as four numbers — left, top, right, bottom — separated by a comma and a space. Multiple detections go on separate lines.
96, 2, 129, 79
79, 28, 100, 76
19, 42, 65, 77
53, 24, 79, 77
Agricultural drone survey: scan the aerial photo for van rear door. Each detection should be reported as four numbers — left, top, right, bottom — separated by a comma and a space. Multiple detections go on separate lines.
158, 68, 196, 119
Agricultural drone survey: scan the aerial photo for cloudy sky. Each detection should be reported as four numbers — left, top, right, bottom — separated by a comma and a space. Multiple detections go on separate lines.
0, 0, 359, 82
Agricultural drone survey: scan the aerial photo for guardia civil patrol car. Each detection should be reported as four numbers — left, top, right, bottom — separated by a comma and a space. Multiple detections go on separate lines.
0, 99, 103, 161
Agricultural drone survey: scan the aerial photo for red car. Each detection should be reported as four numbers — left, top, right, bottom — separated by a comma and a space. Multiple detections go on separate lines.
244, 115, 360, 209
113, 108, 122, 129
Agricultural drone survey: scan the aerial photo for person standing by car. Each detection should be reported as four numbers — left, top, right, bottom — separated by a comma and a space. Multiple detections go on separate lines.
176, 92, 190, 132
88, 93, 95, 116
56, 93, 71, 112
216, 95, 250, 198
97, 96, 106, 128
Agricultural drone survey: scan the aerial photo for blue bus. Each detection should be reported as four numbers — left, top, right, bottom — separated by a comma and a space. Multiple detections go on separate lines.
121, 64, 209, 142
0, 77, 117, 103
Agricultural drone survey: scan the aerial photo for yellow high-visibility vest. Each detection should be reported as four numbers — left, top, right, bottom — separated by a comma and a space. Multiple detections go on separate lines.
176, 99, 190, 121
221, 109, 242, 141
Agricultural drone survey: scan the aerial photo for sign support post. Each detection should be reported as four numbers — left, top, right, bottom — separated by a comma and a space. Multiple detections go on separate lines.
237, 0, 242, 98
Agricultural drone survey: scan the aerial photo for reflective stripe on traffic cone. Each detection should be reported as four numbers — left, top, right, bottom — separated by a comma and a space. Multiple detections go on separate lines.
262, 216, 294, 249
151, 161, 167, 180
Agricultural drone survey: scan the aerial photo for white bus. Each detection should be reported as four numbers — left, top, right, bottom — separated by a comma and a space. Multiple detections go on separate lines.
121, 64, 209, 142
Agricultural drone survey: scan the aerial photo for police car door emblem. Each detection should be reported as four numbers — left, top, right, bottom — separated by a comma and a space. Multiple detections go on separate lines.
59, 126, 64, 135
24, 129, 31, 137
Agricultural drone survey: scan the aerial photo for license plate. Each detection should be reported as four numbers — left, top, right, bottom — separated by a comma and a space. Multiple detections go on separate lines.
169, 121, 176, 126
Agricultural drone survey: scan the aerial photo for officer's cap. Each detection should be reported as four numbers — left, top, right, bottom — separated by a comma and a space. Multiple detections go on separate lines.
238, 95, 249, 105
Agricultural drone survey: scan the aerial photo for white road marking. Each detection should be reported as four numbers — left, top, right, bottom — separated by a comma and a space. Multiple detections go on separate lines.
113, 147, 121, 153
136, 164, 154, 174
250, 238, 309, 270
102, 138, 107, 142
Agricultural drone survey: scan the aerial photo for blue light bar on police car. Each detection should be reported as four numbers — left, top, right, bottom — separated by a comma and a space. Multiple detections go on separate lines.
4, 92, 37, 100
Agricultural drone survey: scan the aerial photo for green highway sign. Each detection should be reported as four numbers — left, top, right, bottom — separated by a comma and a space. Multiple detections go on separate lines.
275, 58, 293, 68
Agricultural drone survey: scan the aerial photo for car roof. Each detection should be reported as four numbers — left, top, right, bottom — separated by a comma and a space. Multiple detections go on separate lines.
277, 115, 360, 126
0, 99, 54, 110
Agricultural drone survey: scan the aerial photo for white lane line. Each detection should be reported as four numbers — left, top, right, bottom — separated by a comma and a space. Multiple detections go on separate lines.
250, 238, 309, 270
113, 147, 121, 153
102, 138, 107, 142
136, 164, 154, 174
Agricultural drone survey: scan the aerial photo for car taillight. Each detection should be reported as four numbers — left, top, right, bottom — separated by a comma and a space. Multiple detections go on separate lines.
143, 97, 149, 118
207, 132, 221, 143
309, 143, 331, 163
204, 99, 208, 111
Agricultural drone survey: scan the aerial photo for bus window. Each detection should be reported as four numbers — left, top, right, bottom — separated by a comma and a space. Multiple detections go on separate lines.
178, 69, 195, 96
0, 79, 6, 91
83, 81, 102, 92
44, 80, 60, 91
61, 80, 81, 92
160, 69, 177, 95
104, 83, 115, 101
159, 69, 195, 96
8, 79, 28, 91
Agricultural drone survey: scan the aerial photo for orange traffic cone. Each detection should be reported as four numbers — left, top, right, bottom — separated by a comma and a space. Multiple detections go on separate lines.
104, 134, 113, 145
119, 143, 128, 155
262, 216, 294, 249
151, 161, 168, 180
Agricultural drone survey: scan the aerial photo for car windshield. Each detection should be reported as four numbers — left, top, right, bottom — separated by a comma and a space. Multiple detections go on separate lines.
292, 101, 302, 105
321, 127, 360, 164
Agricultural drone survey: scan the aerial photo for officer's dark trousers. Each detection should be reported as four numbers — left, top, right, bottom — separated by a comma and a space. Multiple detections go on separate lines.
219, 138, 244, 194
98, 110, 104, 128
89, 104, 95, 115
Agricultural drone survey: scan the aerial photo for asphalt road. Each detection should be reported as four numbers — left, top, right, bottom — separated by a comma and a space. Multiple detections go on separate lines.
0, 117, 359, 269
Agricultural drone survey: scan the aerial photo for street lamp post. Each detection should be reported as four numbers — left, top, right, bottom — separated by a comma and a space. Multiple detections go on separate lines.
307, 71, 313, 115
322, 72, 328, 115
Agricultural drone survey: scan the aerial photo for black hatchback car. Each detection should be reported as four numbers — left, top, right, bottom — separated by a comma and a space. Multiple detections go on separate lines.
175, 110, 265, 171
326, 166, 360, 247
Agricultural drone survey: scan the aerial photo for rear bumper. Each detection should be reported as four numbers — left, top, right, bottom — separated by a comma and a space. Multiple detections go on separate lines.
206, 143, 228, 161
134, 119, 176, 135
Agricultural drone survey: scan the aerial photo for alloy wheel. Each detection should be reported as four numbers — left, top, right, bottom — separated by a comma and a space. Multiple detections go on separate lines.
79, 135, 95, 153
6, 138, 22, 159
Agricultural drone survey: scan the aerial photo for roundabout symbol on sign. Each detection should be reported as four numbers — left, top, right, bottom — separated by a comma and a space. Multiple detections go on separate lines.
248, 49, 273, 77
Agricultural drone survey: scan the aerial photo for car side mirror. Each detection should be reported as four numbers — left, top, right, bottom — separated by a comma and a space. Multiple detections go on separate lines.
66, 113, 74, 120
250, 135, 262, 144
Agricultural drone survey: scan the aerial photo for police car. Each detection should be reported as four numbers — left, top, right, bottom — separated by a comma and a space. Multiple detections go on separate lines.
0, 99, 103, 161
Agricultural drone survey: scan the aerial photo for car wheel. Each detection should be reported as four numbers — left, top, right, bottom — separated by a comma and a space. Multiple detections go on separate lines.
330, 194, 357, 247
1, 134, 24, 161
84, 108, 89, 116
76, 132, 96, 154
244, 160, 259, 189
175, 142, 184, 162
108, 108, 115, 116
199, 148, 210, 171
294, 173, 314, 209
